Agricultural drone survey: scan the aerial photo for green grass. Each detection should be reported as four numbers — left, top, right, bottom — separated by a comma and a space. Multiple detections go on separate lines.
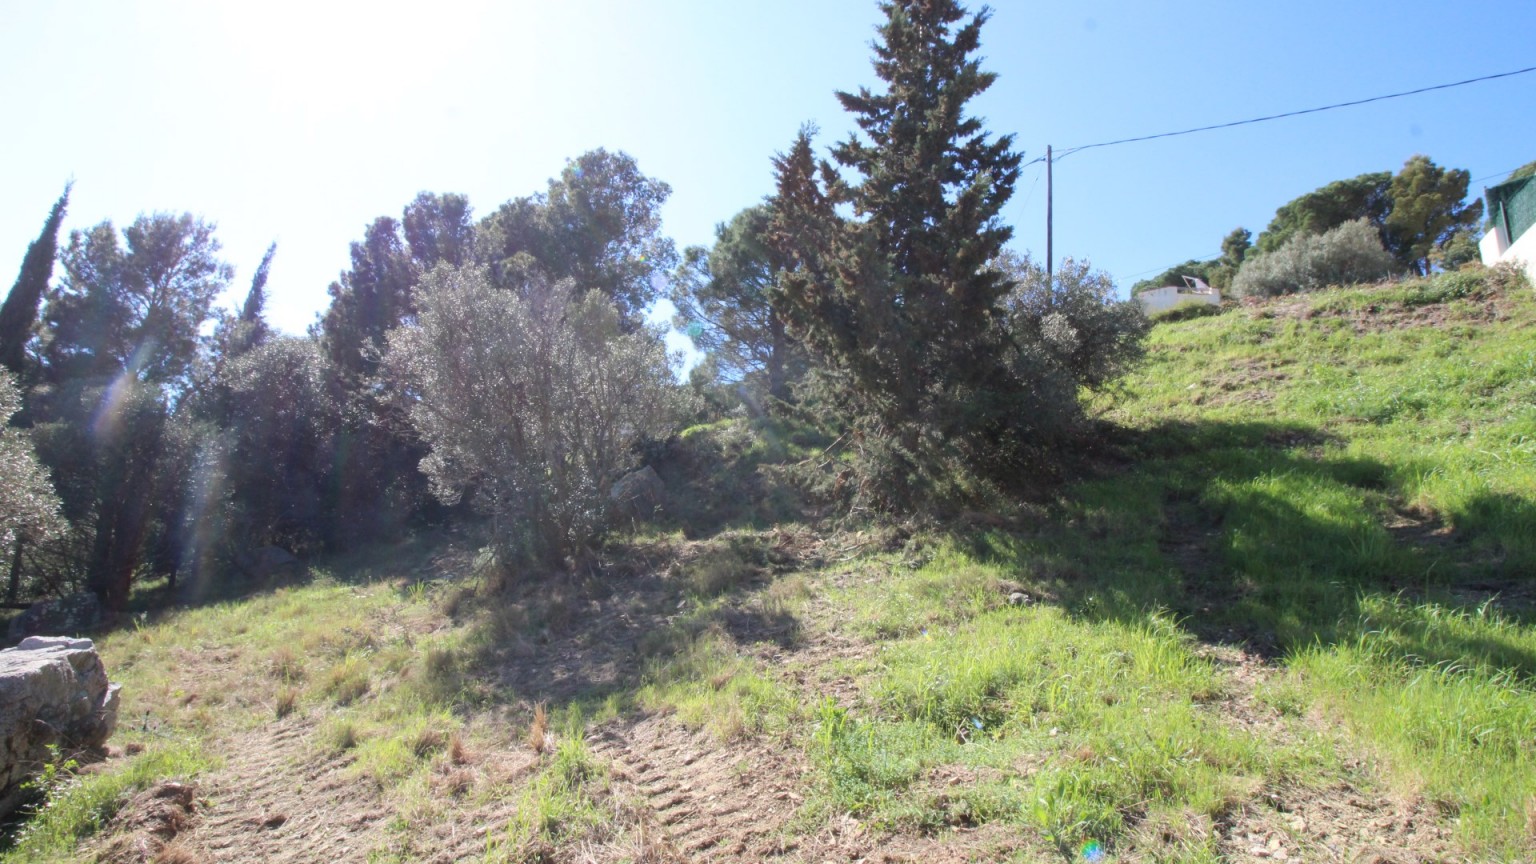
1084, 269, 1536, 859
808, 553, 1333, 858
1, 744, 214, 863
482, 724, 623, 863
638, 628, 801, 741
794, 269, 1536, 859
2, 539, 498, 862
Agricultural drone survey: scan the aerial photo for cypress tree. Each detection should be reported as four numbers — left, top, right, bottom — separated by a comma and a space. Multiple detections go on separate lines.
0, 184, 71, 377
770, 0, 1025, 505
228, 241, 276, 356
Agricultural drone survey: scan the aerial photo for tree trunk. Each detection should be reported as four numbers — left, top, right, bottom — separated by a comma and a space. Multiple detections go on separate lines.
767, 318, 789, 403
5, 537, 23, 606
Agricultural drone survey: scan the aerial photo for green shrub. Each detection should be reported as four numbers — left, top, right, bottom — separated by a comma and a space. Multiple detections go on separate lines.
1232, 218, 1395, 297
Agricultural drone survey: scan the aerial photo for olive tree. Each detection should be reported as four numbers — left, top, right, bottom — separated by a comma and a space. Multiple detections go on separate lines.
386, 265, 685, 569
994, 251, 1149, 393
1, 369, 64, 602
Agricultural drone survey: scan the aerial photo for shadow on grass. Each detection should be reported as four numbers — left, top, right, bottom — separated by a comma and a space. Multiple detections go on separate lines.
970, 417, 1536, 678
446, 543, 809, 724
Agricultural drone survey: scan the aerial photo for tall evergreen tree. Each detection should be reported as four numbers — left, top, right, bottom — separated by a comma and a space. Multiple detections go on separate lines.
33, 212, 231, 612
213, 241, 276, 360
0, 184, 71, 378
319, 217, 418, 383
770, 0, 1025, 504
1255, 172, 1395, 258
240, 243, 276, 327
1386, 155, 1482, 275
314, 195, 474, 548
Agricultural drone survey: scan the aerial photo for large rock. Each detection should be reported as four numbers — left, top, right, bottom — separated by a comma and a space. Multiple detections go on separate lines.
6, 591, 101, 641
0, 637, 121, 818
610, 466, 666, 519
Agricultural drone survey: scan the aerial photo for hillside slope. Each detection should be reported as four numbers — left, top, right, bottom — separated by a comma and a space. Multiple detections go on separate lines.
4, 266, 1534, 864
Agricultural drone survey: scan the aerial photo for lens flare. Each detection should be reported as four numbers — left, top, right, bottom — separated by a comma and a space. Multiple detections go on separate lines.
1080, 840, 1106, 862
684, 321, 704, 339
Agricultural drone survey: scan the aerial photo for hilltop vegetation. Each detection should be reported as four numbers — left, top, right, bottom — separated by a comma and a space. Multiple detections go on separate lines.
4, 266, 1533, 863
2, 1, 1531, 862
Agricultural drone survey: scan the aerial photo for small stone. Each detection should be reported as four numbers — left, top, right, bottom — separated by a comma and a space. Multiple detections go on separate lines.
1274, 849, 1290, 861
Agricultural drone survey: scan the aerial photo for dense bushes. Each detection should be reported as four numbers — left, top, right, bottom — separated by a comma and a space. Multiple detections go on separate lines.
386, 265, 688, 567
997, 254, 1149, 393
0, 369, 64, 602
1231, 218, 1395, 297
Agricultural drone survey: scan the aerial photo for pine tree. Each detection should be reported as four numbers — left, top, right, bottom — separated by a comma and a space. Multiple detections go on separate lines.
770, 0, 1025, 505
0, 184, 71, 377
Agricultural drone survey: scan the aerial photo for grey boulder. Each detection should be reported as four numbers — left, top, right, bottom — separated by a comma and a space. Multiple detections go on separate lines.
0, 638, 121, 818
610, 466, 666, 519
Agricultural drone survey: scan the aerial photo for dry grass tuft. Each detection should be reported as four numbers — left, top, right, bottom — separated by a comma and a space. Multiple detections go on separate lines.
321, 659, 370, 706
152, 838, 206, 864
318, 718, 359, 755
267, 647, 305, 682
683, 545, 759, 597
274, 685, 299, 719
409, 725, 447, 758
527, 702, 550, 754
437, 767, 475, 798
448, 730, 472, 765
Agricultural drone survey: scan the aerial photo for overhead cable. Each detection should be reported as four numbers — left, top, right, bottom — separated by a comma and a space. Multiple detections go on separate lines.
1035, 64, 1536, 164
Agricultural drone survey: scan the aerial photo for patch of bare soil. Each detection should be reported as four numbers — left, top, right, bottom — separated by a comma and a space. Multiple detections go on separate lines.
1204, 358, 1291, 407
589, 714, 1031, 864
170, 718, 393, 864
794, 813, 1025, 863
587, 714, 802, 860
490, 573, 673, 706
1257, 287, 1514, 337
1216, 782, 1461, 864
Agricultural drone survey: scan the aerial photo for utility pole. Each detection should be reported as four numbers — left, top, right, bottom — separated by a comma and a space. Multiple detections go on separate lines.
1046, 145, 1053, 286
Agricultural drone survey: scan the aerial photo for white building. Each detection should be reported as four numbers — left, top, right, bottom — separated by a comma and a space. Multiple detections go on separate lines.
1479, 176, 1536, 286
1136, 275, 1221, 316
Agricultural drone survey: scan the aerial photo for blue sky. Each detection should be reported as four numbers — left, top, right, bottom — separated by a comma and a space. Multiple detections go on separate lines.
3, 0, 1534, 340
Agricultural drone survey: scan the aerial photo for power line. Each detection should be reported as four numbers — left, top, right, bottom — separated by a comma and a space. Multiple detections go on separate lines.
1472, 165, 1530, 186
1049, 64, 1536, 163
1125, 253, 1220, 281
1014, 163, 1045, 213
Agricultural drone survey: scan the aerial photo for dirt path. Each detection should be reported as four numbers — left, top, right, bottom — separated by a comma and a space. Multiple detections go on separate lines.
179, 718, 392, 864
587, 715, 804, 861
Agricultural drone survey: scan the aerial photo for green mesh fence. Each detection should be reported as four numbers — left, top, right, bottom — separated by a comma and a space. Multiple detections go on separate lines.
1489, 176, 1536, 244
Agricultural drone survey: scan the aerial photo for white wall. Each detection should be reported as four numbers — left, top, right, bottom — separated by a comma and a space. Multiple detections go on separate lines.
1137, 287, 1221, 316
1481, 224, 1536, 287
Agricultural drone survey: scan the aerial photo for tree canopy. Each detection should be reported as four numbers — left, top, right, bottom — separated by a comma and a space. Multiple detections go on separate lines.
1252, 156, 1482, 276
478, 150, 676, 322
1255, 172, 1394, 258
671, 204, 805, 403
771, 0, 1048, 505
1386, 155, 1482, 274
